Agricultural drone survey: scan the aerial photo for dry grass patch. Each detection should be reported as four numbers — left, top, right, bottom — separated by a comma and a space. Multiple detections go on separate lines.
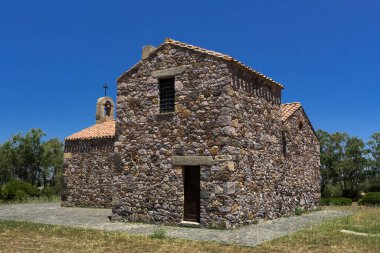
0, 205, 379, 253
255, 206, 380, 253
0, 221, 255, 253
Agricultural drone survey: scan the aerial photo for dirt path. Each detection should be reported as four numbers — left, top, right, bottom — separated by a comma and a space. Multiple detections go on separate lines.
0, 203, 351, 247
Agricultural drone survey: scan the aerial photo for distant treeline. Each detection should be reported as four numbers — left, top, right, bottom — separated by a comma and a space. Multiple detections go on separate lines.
0, 129, 63, 193
317, 130, 380, 199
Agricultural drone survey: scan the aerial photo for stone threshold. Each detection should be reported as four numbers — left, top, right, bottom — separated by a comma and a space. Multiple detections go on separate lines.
180, 221, 200, 228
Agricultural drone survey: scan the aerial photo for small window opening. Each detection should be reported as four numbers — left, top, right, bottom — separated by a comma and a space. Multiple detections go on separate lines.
282, 131, 287, 156
159, 77, 175, 113
298, 121, 303, 130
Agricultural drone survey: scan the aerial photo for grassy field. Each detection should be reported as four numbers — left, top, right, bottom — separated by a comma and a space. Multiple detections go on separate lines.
0, 194, 61, 205
0, 206, 378, 253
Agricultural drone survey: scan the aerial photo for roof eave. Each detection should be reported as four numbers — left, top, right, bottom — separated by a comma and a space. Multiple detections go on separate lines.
64, 135, 115, 141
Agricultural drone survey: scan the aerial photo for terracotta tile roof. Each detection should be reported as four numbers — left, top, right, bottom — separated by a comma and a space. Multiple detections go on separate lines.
281, 102, 302, 121
65, 120, 115, 141
118, 38, 284, 89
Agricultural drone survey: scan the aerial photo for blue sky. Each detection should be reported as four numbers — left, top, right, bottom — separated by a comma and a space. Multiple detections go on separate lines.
0, 0, 379, 143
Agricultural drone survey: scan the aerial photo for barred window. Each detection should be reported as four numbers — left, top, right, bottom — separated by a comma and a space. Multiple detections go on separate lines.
159, 78, 175, 113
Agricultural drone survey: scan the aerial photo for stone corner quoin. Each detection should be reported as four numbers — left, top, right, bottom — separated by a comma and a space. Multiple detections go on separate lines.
62, 39, 321, 229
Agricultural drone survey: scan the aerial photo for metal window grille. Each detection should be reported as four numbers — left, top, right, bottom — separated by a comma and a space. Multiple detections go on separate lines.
159, 78, 175, 113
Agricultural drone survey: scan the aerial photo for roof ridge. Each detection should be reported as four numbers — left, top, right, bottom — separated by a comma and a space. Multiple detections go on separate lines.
164, 38, 283, 88
164, 38, 233, 59
281, 102, 301, 105
118, 38, 284, 88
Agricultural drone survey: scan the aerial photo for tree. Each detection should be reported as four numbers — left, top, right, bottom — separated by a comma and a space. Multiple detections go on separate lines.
316, 130, 333, 193
341, 136, 367, 197
316, 130, 347, 194
367, 133, 380, 191
16, 129, 45, 185
0, 129, 63, 191
0, 141, 22, 185
317, 130, 369, 198
41, 138, 64, 188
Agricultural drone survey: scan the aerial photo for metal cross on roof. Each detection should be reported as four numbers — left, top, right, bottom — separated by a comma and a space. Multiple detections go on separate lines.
102, 83, 109, 97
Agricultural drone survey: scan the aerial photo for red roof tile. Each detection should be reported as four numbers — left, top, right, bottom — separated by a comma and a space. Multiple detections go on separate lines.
281, 102, 301, 121
65, 120, 115, 141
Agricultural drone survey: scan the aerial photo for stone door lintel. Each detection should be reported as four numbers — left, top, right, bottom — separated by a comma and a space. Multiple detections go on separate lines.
171, 155, 214, 166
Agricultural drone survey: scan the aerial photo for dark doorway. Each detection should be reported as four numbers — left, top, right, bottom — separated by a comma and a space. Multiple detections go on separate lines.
183, 166, 200, 223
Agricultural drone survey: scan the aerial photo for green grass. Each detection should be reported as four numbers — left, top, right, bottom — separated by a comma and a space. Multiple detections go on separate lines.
149, 228, 166, 239
0, 206, 378, 252
0, 194, 60, 205
259, 206, 380, 252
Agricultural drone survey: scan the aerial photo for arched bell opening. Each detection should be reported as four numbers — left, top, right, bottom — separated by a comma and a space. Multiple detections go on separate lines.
96, 96, 115, 124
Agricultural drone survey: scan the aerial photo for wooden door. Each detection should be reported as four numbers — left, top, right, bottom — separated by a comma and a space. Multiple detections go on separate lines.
183, 166, 200, 223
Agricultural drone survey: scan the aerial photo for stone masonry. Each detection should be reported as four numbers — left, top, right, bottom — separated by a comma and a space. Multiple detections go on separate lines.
62, 97, 116, 208
62, 138, 114, 208
110, 38, 320, 228
281, 105, 321, 210
63, 38, 320, 228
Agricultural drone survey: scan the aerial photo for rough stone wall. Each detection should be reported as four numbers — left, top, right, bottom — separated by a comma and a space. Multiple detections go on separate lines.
201, 64, 287, 228
199, 68, 320, 227
207, 64, 320, 227
113, 44, 234, 226
62, 138, 114, 208
113, 43, 320, 228
282, 109, 321, 210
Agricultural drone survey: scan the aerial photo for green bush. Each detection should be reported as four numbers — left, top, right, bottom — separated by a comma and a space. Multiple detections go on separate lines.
369, 185, 380, 192
14, 190, 28, 201
1, 180, 39, 201
320, 197, 352, 206
41, 187, 54, 201
321, 188, 332, 198
358, 192, 380, 206
295, 205, 303, 216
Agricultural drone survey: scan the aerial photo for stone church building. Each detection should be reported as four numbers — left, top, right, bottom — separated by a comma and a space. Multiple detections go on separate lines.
63, 38, 320, 228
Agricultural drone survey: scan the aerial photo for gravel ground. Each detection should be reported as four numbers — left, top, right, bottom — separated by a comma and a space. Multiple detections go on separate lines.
0, 203, 351, 247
